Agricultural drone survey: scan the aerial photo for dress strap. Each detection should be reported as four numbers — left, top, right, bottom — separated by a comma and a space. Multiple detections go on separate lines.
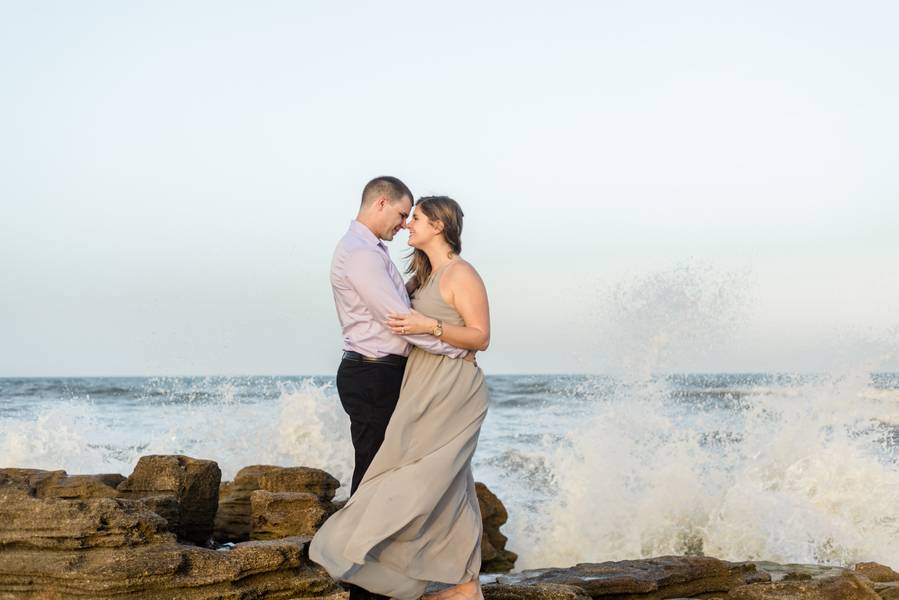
428, 258, 458, 287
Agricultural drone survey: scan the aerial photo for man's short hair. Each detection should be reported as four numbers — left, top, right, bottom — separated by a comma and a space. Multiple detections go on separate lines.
361, 176, 413, 208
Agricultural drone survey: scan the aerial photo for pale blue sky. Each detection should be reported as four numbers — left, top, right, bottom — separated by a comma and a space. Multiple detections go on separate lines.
1, 1, 897, 376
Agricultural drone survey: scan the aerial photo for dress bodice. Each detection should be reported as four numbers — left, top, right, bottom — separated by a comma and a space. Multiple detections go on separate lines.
411, 262, 465, 327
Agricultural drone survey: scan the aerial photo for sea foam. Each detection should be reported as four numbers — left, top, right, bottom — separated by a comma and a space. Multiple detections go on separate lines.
507, 265, 898, 569
1, 265, 896, 571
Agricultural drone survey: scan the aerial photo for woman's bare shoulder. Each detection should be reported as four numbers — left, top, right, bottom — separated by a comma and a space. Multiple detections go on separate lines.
446, 258, 482, 279
444, 259, 485, 292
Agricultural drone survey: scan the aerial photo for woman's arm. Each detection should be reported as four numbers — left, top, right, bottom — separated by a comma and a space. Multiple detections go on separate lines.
386, 261, 490, 352
438, 262, 490, 351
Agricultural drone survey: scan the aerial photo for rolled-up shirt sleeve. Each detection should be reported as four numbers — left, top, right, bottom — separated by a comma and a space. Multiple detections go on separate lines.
344, 249, 467, 358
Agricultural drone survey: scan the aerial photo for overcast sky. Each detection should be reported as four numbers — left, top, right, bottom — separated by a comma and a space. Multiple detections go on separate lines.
1, 1, 897, 376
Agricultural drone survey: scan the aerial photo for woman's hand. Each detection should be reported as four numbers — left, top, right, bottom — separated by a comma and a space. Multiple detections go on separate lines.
385, 309, 438, 336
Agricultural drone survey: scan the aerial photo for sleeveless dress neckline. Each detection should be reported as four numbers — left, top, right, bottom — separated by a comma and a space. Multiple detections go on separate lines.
419, 258, 458, 296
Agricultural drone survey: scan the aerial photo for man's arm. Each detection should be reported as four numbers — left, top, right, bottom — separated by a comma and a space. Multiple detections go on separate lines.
344, 250, 466, 358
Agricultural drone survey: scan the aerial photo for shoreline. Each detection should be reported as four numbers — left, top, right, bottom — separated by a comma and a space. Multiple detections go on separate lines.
2, 453, 897, 599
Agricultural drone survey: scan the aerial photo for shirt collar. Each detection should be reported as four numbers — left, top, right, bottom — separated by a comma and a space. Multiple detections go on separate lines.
349, 220, 388, 251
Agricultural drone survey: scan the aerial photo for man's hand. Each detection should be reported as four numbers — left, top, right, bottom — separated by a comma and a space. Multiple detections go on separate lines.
463, 351, 478, 366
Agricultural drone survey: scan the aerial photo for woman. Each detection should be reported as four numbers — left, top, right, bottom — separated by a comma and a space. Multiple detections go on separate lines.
309, 196, 490, 600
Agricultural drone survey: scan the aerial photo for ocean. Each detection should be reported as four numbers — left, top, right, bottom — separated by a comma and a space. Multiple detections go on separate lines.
2, 372, 898, 570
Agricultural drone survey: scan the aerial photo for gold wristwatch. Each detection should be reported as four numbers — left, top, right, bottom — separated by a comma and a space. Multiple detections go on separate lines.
433, 320, 444, 337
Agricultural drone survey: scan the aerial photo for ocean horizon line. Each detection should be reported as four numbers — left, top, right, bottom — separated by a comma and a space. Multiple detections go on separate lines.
2, 371, 897, 380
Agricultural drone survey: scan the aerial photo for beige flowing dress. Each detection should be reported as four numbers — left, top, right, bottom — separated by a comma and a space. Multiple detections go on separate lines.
310, 265, 489, 600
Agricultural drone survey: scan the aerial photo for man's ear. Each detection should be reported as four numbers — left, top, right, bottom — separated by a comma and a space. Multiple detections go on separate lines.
376, 195, 388, 211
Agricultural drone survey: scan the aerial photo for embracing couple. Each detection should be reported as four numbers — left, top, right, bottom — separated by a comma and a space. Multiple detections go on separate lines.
309, 176, 490, 600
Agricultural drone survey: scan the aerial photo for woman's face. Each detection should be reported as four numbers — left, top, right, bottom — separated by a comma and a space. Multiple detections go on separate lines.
406, 207, 440, 248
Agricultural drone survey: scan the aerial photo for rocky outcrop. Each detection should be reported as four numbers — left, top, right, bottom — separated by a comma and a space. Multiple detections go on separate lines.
477, 481, 518, 573
491, 556, 768, 599
726, 572, 880, 599
214, 465, 340, 542
0, 461, 339, 600
14, 455, 893, 600
258, 466, 342, 499
214, 465, 277, 542
851, 562, 899, 600
485, 559, 891, 599
0, 468, 124, 500
0, 491, 171, 551
854, 561, 899, 583
250, 490, 335, 539
117, 454, 221, 545
484, 583, 591, 600
0, 536, 338, 599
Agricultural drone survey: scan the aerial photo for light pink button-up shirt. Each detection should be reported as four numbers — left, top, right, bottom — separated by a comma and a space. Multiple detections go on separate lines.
330, 220, 466, 359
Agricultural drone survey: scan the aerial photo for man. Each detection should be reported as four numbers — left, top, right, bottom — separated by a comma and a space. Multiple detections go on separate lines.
329, 176, 468, 600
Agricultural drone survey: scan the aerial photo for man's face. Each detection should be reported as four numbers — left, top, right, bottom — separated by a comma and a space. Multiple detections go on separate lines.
379, 196, 412, 241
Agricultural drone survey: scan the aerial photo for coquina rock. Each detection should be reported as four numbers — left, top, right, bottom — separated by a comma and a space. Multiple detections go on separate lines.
483, 582, 591, 600
726, 571, 880, 599
853, 561, 899, 583
0, 468, 124, 500
250, 490, 335, 540
477, 481, 518, 573
215, 465, 278, 542
0, 536, 338, 599
214, 465, 340, 542
258, 466, 341, 499
117, 454, 221, 545
0, 461, 340, 600
0, 469, 172, 550
491, 556, 769, 599
4, 457, 898, 600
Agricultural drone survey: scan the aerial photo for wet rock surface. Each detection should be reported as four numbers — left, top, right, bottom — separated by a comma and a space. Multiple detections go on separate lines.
0, 460, 337, 599
258, 466, 341, 500
250, 489, 335, 539
215, 465, 340, 543
0, 536, 337, 599
492, 556, 768, 599
117, 454, 221, 545
725, 571, 880, 599
0, 472, 172, 550
484, 582, 591, 600
854, 561, 899, 583
4, 457, 897, 600
477, 481, 518, 573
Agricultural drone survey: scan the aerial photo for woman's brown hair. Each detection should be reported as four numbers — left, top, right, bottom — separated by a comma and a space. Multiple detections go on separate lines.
406, 196, 464, 292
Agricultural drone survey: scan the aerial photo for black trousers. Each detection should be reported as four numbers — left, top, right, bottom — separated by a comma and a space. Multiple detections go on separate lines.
335, 356, 406, 600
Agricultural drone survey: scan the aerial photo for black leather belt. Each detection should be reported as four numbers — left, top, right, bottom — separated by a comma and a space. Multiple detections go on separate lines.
342, 351, 408, 366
